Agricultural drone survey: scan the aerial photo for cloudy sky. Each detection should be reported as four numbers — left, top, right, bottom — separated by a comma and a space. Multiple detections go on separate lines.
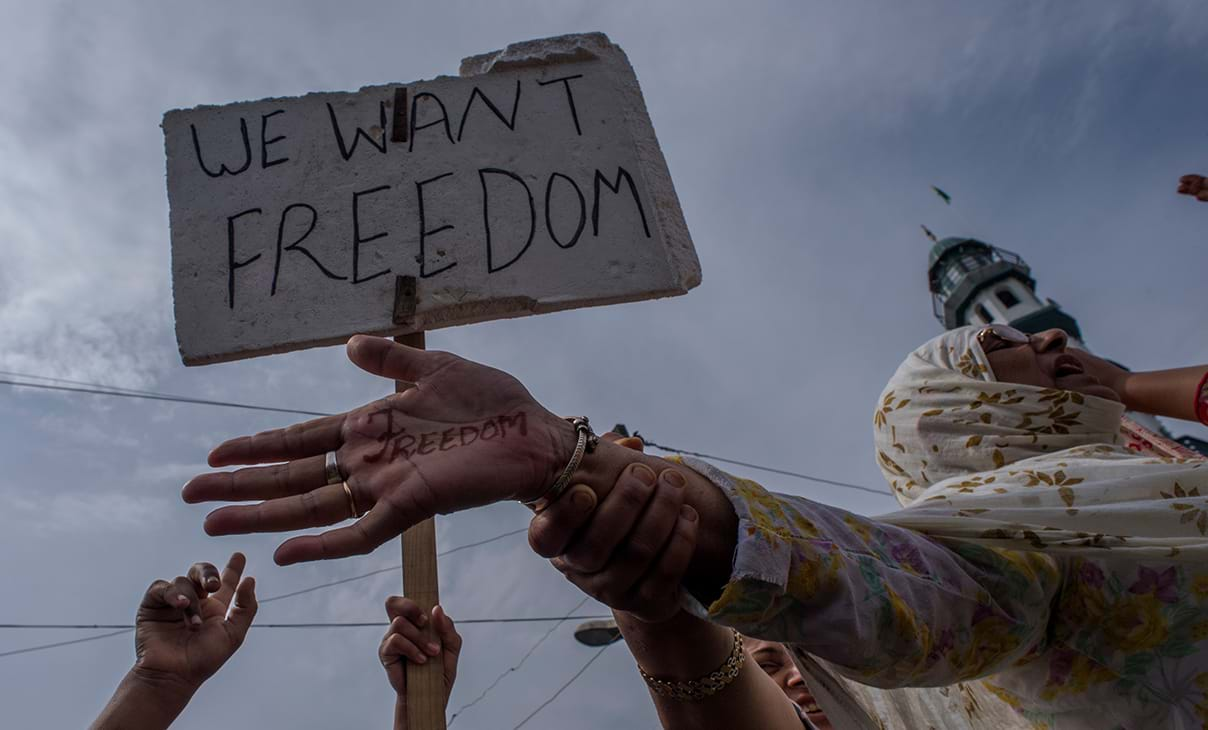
2, 1, 1208, 728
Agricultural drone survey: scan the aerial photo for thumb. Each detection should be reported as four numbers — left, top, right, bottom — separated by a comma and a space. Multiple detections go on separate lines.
225, 576, 258, 644
347, 335, 447, 383
432, 605, 461, 698
433, 605, 462, 659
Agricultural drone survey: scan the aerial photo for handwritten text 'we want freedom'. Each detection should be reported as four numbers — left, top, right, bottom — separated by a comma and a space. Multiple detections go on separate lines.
185, 74, 653, 310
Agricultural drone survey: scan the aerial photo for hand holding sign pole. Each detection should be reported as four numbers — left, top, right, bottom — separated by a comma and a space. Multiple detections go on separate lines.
168, 33, 699, 729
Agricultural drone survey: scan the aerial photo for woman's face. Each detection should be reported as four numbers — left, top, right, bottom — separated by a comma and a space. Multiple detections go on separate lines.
982, 328, 1121, 403
746, 638, 832, 729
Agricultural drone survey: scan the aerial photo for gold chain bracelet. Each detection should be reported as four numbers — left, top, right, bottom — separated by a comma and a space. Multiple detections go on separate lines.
637, 629, 744, 702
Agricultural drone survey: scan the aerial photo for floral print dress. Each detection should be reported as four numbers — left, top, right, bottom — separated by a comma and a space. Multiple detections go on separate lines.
682, 327, 1208, 729
688, 457, 1208, 730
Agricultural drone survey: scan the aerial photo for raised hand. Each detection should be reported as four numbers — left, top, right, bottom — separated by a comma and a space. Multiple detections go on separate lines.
380, 597, 461, 729
183, 336, 576, 565
91, 554, 258, 730
133, 552, 258, 690
1178, 174, 1208, 202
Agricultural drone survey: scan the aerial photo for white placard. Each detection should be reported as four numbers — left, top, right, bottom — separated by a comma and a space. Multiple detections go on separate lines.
164, 32, 699, 365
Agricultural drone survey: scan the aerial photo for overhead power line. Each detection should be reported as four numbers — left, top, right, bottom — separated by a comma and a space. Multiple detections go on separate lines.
449, 596, 591, 727
0, 629, 135, 659
261, 527, 529, 604
3, 371, 890, 497
0, 370, 176, 396
637, 434, 891, 496
0, 526, 529, 660
512, 644, 611, 729
0, 378, 329, 418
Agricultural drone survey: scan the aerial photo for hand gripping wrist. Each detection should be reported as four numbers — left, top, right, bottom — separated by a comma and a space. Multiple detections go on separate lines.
522, 417, 598, 509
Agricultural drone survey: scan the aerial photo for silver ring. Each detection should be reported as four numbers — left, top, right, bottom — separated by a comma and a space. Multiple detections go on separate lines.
324, 451, 343, 485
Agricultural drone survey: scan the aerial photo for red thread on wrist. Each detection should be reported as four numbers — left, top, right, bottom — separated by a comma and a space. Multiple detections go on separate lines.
1196, 370, 1208, 426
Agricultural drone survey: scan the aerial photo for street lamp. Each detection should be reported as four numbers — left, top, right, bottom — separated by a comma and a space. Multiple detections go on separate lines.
574, 618, 622, 647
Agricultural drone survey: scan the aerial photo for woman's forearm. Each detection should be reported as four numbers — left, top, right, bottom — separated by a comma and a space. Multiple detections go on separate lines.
90, 668, 195, 730
1123, 366, 1208, 422
614, 610, 802, 730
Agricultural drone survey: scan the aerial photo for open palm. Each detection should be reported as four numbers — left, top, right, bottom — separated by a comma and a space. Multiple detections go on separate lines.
183, 336, 575, 565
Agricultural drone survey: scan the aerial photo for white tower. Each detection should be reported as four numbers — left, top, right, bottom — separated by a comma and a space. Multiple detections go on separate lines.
928, 237, 1085, 347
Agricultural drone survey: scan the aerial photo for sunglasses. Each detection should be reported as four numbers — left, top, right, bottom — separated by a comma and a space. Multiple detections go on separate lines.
976, 324, 1032, 354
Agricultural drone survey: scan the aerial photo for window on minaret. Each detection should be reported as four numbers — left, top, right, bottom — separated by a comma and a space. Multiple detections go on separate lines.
942, 267, 963, 296
975, 303, 992, 323
996, 289, 1020, 308
958, 252, 992, 272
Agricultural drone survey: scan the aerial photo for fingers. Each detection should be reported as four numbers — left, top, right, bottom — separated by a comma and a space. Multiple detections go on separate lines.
207, 415, 344, 467
187, 562, 222, 596
273, 506, 402, 565
385, 595, 427, 624
628, 505, 699, 622
140, 579, 181, 613
211, 552, 247, 607
569, 468, 687, 595
137, 556, 252, 631
562, 463, 659, 573
183, 455, 328, 504
347, 335, 453, 383
1178, 174, 1206, 196
528, 485, 597, 558
554, 504, 699, 621
166, 576, 204, 627
380, 596, 441, 665
224, 576, 258, 645
203, 483, 354, 536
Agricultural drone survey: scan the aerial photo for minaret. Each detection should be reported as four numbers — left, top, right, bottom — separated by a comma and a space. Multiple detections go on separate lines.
926, 234, 1208, 453
927, 236, 1084, 346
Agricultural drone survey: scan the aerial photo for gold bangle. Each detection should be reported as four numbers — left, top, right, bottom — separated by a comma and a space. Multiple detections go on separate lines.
637, 629, 744, 702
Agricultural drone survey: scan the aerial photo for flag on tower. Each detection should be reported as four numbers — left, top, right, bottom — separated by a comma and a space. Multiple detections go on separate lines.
931, 185, 951, 204
921, 224, 938, 243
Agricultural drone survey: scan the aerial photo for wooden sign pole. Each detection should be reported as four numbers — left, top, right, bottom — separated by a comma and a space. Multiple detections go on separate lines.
395, 330, 446, 730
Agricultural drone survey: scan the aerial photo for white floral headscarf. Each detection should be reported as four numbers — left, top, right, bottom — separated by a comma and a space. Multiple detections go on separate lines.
873, 326, 1208, 561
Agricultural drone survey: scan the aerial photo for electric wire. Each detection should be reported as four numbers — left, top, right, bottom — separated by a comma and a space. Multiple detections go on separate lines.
0, 629, 135, 659
511, 644, 611, 729
0, 370, 175, 396
2, 373, 889, 496
637, 433, 891, 496
0, 378, 329, 417
260, 527, 528, 604
0, 527, 529, 659
448, 596, 590, 727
